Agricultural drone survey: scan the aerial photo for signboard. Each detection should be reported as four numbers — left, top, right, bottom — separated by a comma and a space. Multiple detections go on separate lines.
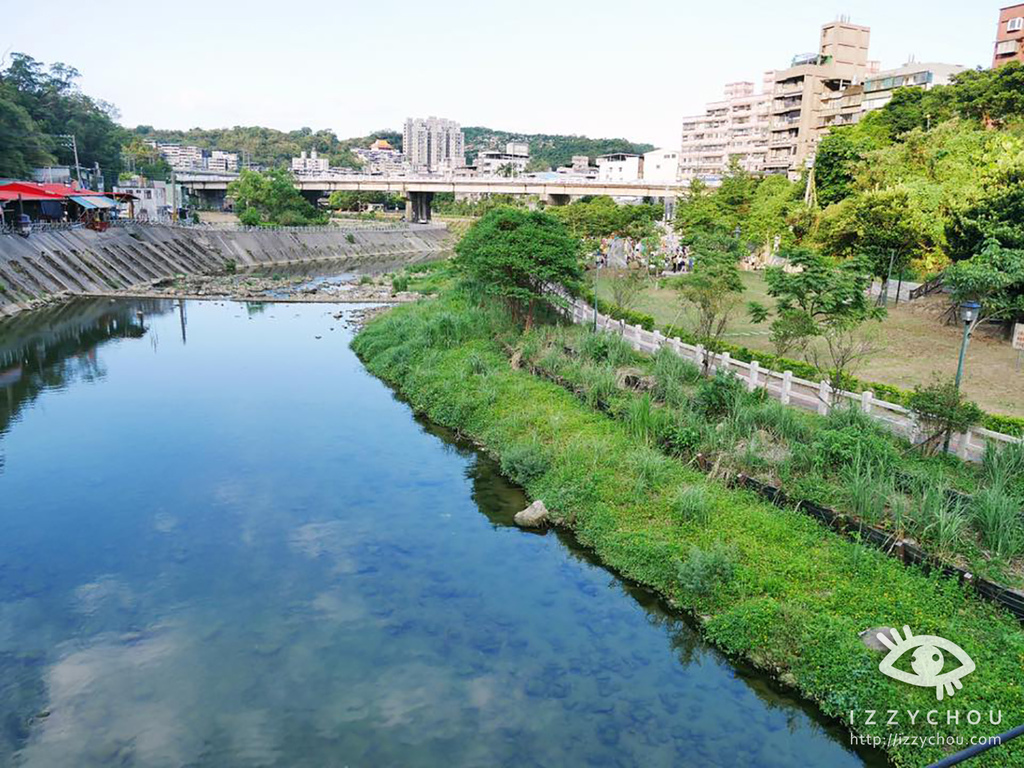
1014, 323, 1024, 351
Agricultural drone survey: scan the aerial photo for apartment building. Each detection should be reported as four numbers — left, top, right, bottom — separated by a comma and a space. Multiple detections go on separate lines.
353, 140, 405, 175
678, 74, 774, 183
596, 153, 643, 182
642, 148, 679, 183
291, 150, 330, 174
475, 142, 530, 176
207, 150, 239, 172
993, 4, 1024, 67
764, 19, 872, 177
402, 117, 465, 174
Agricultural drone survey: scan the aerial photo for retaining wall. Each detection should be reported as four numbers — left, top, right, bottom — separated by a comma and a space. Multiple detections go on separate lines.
0, 223, 450, 316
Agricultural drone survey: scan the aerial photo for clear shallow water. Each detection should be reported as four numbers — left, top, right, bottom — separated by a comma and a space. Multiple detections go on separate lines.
0, 299, 884, 767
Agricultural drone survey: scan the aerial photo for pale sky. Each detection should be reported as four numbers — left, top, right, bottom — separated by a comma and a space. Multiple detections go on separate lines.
2, 0, 1002, 149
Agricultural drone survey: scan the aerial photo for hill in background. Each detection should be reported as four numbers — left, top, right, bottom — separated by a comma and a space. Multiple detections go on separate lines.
129, 124, 654, 174
464, 127, 655, 171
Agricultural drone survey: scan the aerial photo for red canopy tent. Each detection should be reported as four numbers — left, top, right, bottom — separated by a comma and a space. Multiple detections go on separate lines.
0, 182, 65, 201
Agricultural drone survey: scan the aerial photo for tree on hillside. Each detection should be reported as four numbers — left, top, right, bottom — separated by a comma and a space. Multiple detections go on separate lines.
749, 247, 885, 391
946, 153, 1024, 262
0, 53, 127, 185
0, 90, 54, 177
813, 126, 883, 206
228, 168, 325, 226
817, 187, 936, 285
454, 208, 582, 329
673, 179, 728, 241
676, 233, 745, 359
948, 61, 1024, 125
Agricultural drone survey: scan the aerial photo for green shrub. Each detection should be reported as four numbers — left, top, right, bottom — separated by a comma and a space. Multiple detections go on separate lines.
392, 275, 410, 293
224, 259, 237, 275
579, 330, 637, 367
500, 441, 551, 486
676, 541, 738, 598
692, 370, 744, 419
579, 363, 618, 409
661, 410, 704, 457
346, 233, 357, 244
359, 275, 374, 285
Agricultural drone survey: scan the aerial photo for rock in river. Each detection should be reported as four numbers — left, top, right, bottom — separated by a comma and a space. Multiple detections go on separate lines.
514, 500, 549, 528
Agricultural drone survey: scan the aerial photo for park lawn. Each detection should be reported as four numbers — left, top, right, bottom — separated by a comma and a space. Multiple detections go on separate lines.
598, 271, 1024, 418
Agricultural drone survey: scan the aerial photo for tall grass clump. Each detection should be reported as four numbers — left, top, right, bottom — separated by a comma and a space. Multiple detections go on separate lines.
914, 482, 968, 556
982, 440, 1024, 497
971, 486, 1024, 559
672, 485, 715, 525
580, 330, 637, 368
842, 458, 891, 526
579, 363, 618, 409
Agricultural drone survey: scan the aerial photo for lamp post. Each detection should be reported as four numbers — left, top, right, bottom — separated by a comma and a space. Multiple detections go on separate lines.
944, 300, 981, 453
954, 301, 981, 392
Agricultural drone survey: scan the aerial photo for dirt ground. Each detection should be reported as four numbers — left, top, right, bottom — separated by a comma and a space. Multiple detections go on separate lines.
198, 210, 240, 225
598, 271, 1024, 418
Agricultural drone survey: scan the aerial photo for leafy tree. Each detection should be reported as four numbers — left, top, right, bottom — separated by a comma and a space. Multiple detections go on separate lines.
673, 179, 729, 241
0, 53, 128, 186
675, 233, 744, 358
908, 376, 984, 455
946, 153, 1024, 262
817, 187, 936, 282
607, 264, 650, 315
454, 208, 582, 328
750, 247, 885, 391
813, 126, 882, 205
948, 62, 1024, 125
550, 196, 660, 240
326, 190, 404, 212
944, 239, 1024, 324
228, 168, 325, 226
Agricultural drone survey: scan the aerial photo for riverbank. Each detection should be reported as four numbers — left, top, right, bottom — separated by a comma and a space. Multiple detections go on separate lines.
353, 289, 1024, 767
0, 222, 450, 316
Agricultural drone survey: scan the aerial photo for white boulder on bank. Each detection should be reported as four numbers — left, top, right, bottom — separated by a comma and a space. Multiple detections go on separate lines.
514, 500, 549, 528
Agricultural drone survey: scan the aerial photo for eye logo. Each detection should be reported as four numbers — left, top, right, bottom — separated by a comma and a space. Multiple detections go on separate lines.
876, 626, 975, 701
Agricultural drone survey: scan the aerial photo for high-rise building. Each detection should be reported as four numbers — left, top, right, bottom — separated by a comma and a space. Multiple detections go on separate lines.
994, 4, 1024, 67
475, 142, 530, 176
764, 19, 872, 177
678, 73, 774, 183
402, 117, 465, 174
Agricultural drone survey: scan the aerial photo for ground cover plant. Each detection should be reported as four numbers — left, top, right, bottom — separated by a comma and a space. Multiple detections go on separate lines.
354, 288, 1024, 767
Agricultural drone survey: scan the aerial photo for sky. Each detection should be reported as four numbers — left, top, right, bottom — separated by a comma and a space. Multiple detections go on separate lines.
2, 0, 1006, 149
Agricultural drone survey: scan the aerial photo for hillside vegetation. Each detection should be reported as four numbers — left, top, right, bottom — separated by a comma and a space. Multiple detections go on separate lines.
463, 126, 655, 171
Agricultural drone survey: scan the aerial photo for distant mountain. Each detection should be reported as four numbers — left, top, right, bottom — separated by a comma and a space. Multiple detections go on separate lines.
463, 127, 655, 172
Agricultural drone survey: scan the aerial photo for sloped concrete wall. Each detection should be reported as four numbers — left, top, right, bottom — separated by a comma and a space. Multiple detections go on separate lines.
0, 224, 449, 316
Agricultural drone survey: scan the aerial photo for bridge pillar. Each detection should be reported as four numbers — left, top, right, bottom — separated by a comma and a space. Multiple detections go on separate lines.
663, 196, 677, 222
408, 191, 434, 223
545, 193, 571, 207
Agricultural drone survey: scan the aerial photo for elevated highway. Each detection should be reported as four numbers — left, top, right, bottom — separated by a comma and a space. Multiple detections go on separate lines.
176, 172, 688, 221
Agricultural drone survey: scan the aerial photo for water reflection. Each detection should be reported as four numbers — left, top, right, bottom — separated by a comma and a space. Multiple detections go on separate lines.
0, 299, 886, 767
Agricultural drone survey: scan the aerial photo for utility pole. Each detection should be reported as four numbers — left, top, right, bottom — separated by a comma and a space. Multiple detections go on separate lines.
57, 134, 84, 188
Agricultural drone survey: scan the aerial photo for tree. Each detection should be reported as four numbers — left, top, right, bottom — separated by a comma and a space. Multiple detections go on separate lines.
908, 376, 983, 455
946, 154, 1024, 262
607, 264, 650, 315
454, 208, 582, 329
673, 179, 728, 241
228, 168, 325, 226
676, 233, 744, 361
749, 247, 886, 391
944, 239, 1024, 324
817, 187, 936, 282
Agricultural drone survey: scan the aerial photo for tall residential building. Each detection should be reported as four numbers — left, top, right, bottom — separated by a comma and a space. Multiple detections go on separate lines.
994, 4, 1024, 67
764, 19, 872, 177
678, 73, 774, 183
207, 150, 239, 172
402, 117, 465, 174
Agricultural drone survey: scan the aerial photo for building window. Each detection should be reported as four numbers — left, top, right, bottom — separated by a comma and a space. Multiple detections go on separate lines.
1008, 17, 1023, 32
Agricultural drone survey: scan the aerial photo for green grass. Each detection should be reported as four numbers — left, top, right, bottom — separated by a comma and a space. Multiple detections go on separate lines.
354, 290, 1024, 767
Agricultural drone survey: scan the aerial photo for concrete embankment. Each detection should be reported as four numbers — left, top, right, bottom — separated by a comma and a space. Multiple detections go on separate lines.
0, 223, 450, 316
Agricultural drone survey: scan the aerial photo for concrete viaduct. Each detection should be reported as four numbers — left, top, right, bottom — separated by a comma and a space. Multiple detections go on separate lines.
176, 173, 688, 222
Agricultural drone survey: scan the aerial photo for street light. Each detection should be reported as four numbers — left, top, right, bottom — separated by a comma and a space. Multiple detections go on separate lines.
954, 301, 981, 391
943, 300, 980, 453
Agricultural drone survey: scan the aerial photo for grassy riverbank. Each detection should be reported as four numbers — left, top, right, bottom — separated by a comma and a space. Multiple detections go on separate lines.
353, 289, 1024, 767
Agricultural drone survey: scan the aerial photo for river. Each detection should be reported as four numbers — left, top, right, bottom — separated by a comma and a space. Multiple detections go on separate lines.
0, 297, 885, 767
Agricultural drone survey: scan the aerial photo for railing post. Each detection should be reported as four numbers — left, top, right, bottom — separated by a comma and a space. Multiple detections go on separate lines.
861, 390, 873, 414
781, 370, 793, 405
695, 344, 705, 371
748, 360, 759, 392
720, 351, 731, 375
958, 430, 974, 460
817, 379, 830, 415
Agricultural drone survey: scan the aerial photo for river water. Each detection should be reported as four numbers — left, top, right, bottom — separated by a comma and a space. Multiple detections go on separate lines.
0, 298, 884, 767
